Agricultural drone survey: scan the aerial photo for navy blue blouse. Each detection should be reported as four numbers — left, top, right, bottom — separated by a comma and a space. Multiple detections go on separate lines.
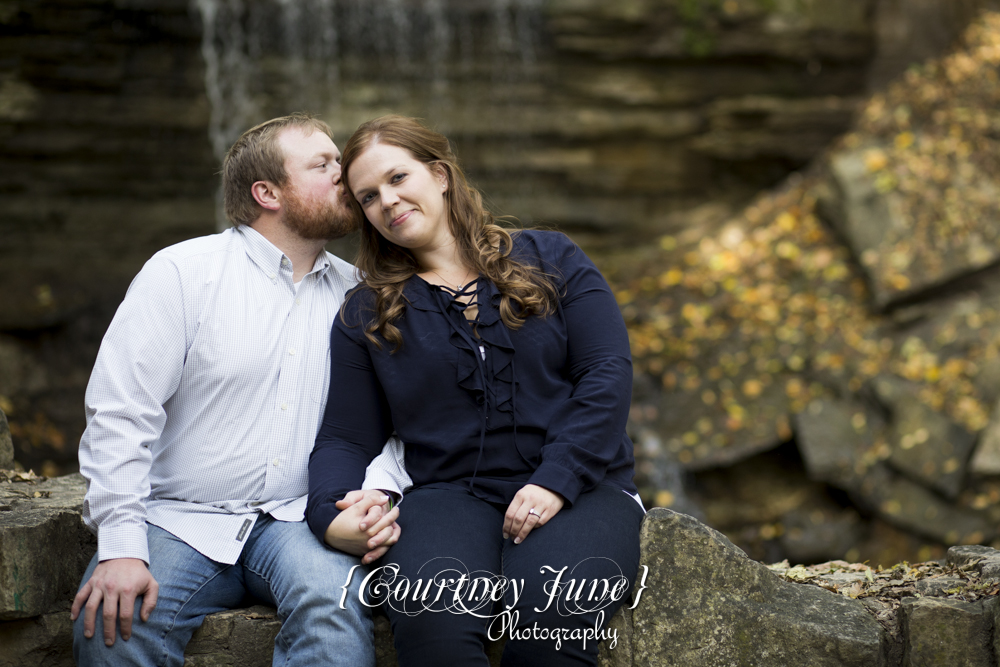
306, 230, 637, 540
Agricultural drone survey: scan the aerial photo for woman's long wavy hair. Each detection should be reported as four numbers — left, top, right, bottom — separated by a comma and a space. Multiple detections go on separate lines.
341, 115, 560, 351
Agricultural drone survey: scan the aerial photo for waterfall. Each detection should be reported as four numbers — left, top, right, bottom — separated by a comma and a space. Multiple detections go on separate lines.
195, 0, 544, 229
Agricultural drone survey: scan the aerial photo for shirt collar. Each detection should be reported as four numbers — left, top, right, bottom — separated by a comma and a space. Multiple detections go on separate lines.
402, 278, 437, 312
237, 225, 331, 280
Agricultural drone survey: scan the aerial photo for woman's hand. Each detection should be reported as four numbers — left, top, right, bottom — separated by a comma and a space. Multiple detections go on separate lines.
504, 484, 564, 544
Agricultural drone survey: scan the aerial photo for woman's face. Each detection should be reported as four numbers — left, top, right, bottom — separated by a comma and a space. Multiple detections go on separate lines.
348, 141, 452, 255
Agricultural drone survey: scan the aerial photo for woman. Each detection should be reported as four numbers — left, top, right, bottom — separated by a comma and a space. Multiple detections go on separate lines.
307, 115, 644, 667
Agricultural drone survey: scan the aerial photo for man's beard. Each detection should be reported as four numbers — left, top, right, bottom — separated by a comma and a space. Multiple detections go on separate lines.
281, 183, 358, 241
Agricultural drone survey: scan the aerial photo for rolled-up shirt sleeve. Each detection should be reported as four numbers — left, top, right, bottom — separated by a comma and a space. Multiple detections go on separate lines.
307, 298, 395, 540
79, 254, 187, 563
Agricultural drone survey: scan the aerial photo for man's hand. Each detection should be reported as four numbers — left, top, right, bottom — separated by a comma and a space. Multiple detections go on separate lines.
70, 558, 159, 646
328, 490, 400, 563
504, 484, 564, 544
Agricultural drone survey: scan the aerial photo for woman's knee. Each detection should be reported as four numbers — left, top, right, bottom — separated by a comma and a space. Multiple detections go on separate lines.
494, 487, 643, 664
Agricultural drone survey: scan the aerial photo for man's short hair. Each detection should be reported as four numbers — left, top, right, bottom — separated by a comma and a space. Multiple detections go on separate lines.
222, 113, 334, 227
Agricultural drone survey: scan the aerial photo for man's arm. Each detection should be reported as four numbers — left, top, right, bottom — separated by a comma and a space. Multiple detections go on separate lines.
74, 254, 188, 645
361, 435, 412, 498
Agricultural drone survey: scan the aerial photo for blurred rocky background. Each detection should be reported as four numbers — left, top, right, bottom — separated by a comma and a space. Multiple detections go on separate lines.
1, 0, 996, 565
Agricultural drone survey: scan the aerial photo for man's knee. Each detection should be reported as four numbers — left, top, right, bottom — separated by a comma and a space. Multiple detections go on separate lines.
72, 600, 164, 667
254, 519, 368, 603
268, 553, 376, 667
73, 526, 236, 667
280, 548, 371, 619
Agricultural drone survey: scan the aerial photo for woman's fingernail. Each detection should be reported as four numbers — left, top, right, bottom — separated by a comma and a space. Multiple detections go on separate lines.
503, 533, 509, 540
514, 537, 522, 545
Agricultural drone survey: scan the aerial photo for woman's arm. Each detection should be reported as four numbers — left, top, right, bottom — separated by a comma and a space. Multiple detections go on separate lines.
523, 232, 634, 503
506, 232, 632, 543
306, 303, 397, 546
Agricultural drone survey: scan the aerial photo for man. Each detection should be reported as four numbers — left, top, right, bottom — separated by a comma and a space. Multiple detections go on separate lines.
71, 114, 408, 667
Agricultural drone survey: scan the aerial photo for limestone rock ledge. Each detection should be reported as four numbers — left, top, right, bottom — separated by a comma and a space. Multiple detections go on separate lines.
0, 473, 94, 620
635, 509, 883, 666
0, 410, 13, 470
7, 482, 1000, 666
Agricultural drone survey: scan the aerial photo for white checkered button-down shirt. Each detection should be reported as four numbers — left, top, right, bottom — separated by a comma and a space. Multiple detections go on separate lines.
79, 226, 410, 565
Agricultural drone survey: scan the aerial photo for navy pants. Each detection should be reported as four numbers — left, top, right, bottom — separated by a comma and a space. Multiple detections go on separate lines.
373, 485, 644, 667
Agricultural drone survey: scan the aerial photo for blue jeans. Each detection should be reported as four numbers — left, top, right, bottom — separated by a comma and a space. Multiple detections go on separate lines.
380, 485, 644, 667
73, 515, 375, 667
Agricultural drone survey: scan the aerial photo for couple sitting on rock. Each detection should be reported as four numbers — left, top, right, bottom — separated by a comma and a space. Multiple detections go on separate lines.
72, 113, 643, 667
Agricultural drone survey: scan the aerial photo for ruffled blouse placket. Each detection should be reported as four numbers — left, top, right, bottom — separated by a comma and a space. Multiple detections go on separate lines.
411, 276, 536, 495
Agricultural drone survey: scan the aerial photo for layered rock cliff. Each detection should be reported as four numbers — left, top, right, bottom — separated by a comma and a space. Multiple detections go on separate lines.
0, 0, 989, 564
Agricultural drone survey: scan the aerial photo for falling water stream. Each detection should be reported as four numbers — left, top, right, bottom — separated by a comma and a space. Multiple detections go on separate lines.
195, 0, 545, 228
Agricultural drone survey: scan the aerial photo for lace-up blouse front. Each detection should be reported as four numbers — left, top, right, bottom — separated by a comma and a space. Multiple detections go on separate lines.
306, 230, 637, 539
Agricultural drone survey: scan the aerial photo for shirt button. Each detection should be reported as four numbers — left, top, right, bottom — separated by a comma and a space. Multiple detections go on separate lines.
269, 273, 276, 280
295, 298, 301, 305
280, 402, 288, 410
250, 501, 262, 507
288, 348, 296, 355
272, 458, 280, 467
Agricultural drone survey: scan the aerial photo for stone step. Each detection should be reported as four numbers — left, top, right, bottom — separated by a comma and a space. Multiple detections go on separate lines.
6, 475, 1000, 666
0, 473, 94, 620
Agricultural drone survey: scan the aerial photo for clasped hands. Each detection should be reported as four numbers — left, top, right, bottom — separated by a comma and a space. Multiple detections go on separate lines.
325, 489, 402, 562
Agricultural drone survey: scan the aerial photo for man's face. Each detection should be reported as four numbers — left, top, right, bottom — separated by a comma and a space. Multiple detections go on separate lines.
275, 126, 357, 241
